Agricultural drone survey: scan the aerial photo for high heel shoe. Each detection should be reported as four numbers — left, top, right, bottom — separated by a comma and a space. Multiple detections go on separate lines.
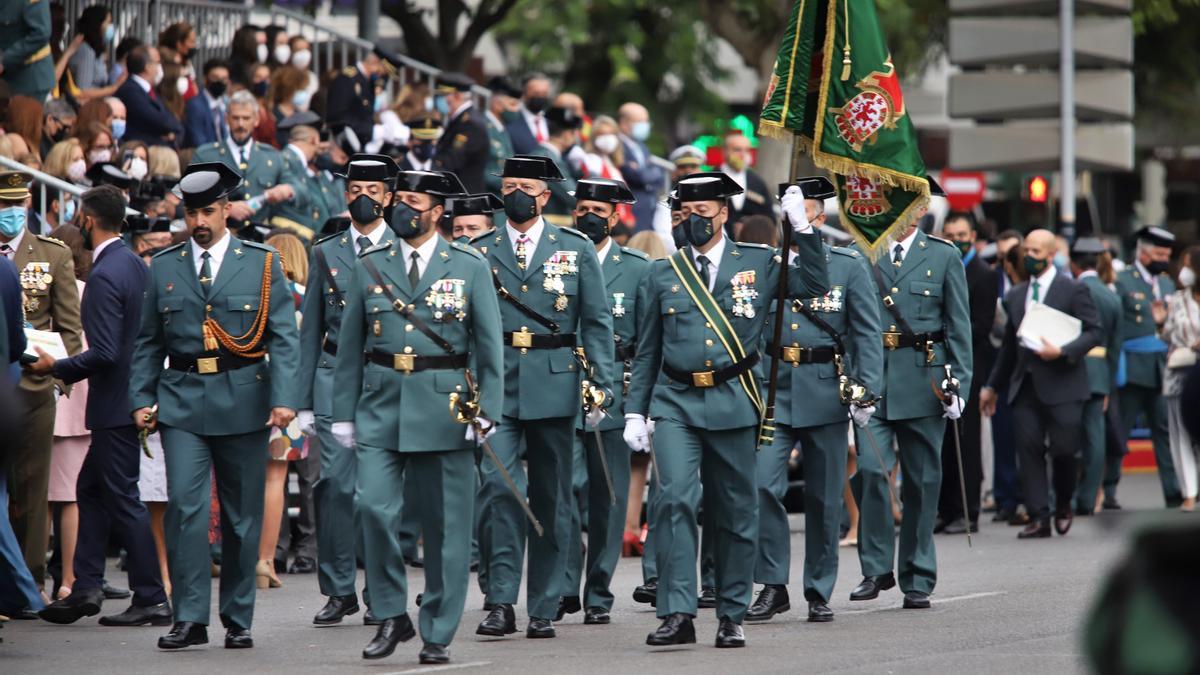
622, 531, 644, 557
256, 560, 282, 589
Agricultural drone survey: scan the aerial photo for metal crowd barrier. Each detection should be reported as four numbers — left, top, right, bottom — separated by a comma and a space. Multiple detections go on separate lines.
152, 0, 251, 69
0, 155, 142, 220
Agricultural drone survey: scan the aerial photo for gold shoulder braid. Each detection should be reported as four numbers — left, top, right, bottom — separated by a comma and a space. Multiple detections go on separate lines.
201, 252, 273, 356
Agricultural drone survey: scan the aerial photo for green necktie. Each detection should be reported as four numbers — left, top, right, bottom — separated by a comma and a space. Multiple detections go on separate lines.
696, 254, 711, 289
408, 250, 421, 291
1032, 279, 1040, 303
199, 251, 213, 296
357, 236, 372, 256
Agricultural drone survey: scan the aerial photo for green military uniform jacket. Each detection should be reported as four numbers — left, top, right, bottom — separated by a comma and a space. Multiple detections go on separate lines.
270, 147, 343, 240
130, 237, 301, 435
628, 233, 830, 431
1114, 264, 1175, 388
861, 231, 972, 420
11, 232, 83, 394
575, 243, 651, 432
1081, 273, 1121, 396
332, 236, 504, 452
191, 141, 308, 233
484, 111, 515, 195
471, 220, 615, 420
0, 0, 54, 100
529, 144, 577, 227
766, 244, 883, 428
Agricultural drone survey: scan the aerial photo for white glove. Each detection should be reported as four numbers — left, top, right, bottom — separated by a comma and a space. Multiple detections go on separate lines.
623, 414, 652, 453
850, 404, 875, 429
942, 393, 964, 420
464, 416, 497, 445
297, 410, 316, 436
780, 186, 813, 234
331, 421, 357, 449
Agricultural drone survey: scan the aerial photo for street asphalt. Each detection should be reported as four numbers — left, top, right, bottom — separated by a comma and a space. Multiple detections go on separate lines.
2, 472, 1187, 674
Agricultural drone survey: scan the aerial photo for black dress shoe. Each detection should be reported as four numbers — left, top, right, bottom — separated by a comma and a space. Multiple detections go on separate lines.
807, 600, 834, 622
849, 572, 895, 601
482, 601, 497, 612
99, 601, 172, 626
555, 595, 581, 620
933, 518, 948, 534
1054, 507, 1074, 536
714, 617, 745, 648
288, 556, 317, 574
583, 607, 610, 624
10, 608, 41, 620
526, 617, 556, 638
1008, 511, 1032, 526
101, 581, 131, 600
364, 608, 382, 625
157, 622, 208, 650
632, 581, 657, 606
1102, 498, 1122, 511
942, 518, 978, 535
646, 613, 696, 646
419, 642, 450, 664
1017, 521, 1052, 539
475, 603, 517, 636
38, 588, 103, 624
902, 591, 931, 609
225, 627, 253, 649
745, 584, 790, 622
697, 586, 717, 608
416, 593, 423, 607
404, 556, 425, 569
313, 594, 360, 625
469, 560, 479, 573
362, 614, 416, 659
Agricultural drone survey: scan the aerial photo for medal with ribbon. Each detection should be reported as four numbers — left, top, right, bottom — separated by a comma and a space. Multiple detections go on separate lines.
425, 278, 467, 321
730, 270, 758, 318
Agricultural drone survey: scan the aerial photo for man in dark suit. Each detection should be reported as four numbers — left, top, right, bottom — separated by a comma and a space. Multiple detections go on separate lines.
434, 72, 488, 194
615, 102, 665, 233
182, 59, 230, 149
28, 185, 170, 626
719, 131, 772, 230
936, 212, 998, 534
980, 229, 1101, 539
327, 50, 384, 148
115, 46, 183, 147
505, 73, 551, 155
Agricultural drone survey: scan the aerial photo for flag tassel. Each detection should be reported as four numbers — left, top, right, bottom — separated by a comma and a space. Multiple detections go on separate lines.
840, 47, 852, 80
839, 0, 852, 80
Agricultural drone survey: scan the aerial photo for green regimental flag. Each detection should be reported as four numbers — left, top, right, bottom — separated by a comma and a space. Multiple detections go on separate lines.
759, 0, 930, 260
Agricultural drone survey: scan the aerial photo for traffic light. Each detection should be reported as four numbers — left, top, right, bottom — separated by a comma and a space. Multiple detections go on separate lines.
1027, 175, 1049, 203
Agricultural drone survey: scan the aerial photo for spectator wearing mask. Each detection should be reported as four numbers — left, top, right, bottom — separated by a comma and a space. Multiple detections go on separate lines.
287, 36, 318, 100
247, 63, 278, 148
433, 72, 489, 194
581, 116, 633, 228
530, 105, 582, 226
0, 0, 55, 103
401, 115, 440, 172
157, 22, 197, 98
267, 65, 311, 127
109, 37, 143, 87
484, 76, 519, 195
326, 50, 383, 150
264, 26, 291, 69
183, 59, 230, 148
228, 24, 267, 89
67, 6, 121, 103
719, 130, 772, 229
1162, 246, 1200, 511
506, 72, 552, 155
118, 140, 150, 181
105, 97, 128, 144
616, 102, 665, 233
44, 138, 87, 185
990, 229, 1025, 523
158, 61, 189, 124
77, 122, 116, 169
115, 46, 183, 147
41, 99, 77, 159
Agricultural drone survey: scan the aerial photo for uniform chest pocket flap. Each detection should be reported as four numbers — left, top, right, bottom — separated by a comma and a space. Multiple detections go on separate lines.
549, 351, 577, 374
227, 295, 261, 312
661, 297, 692, 316
909, 281, 941, 299
159, 296, 184, 323
366, 298, 393, 315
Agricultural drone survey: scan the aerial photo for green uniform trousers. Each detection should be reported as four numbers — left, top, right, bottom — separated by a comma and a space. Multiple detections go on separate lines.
1075, 394, 1107, 512
313, 414, 361, 599
480, 416, 573, 620
652, 420, 756, 622
641, 462, 717, 590
399, 472, 421, 561
756, 421, 848, 602
475, 470, 494, 595
564, 429, 632, 610
8, 387, 55, 585
161, 426, 269, 628
853, 415, 944, 595
1118, 384, 1181, 504
357, 443, 474, 646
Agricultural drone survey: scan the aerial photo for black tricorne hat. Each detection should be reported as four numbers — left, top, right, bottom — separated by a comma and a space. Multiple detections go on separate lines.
1136, 225, 1175, 248
544, 106, 583, 133
394, 170, 466, 197
927, 174, 946, 198
780, 176, 836, 201
571, 178, 636, 205
341, 154, 400, 185
486, 76, 521, 98
448, 193, 504, 218
1071, 237, 1107, 256
86, 162, 135, 190
493, 154, 564, 182
676, 172, 743, 202
176, 162, 242, 209
435, 71, 475, 94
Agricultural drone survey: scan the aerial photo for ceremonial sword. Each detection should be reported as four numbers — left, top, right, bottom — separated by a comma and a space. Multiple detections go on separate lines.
939, 363, 972, 548
577, 351, 618, 507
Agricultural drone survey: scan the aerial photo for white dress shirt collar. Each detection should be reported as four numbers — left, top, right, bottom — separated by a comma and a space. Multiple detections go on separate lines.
507, 217, 545, 254
892, 228, 920, 263
287, 145, 314, 176
399, 234, 441, 282
191, 230, 232, 279
690, 234, 726, 291
91, 236, 119, 263
450, 101, 473, 123
132, 74, 152, 93
1026, 262, 1057, 305
1, 228, 26, 256
227, 135, 253, 162
350, 223, 386, 254
405, 151, 432, 171
1077, 269, 1098, 281
522, 106, 546, 138
596, 238, 613, 264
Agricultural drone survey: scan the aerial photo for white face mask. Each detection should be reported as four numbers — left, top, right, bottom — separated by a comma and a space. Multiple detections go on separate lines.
153, 66, 164, 86
593, 133, 619, 155
274, 44, 291, 65
88, 149, 112, 165
291, 49, 311, 69
256, 44, 269, 63
175, 76, 188, 96
1180, 266, 1197, 289
128, 157, 149, 180
67, 159, 87, 183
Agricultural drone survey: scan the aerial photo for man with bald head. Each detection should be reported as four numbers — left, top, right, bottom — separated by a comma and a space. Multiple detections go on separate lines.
616, 102, 665, 233
105, 97, 127, 143
980, 229, 1101, 539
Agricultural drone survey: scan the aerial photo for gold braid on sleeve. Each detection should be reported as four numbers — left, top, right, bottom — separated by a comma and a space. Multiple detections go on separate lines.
201, 252, 274, 357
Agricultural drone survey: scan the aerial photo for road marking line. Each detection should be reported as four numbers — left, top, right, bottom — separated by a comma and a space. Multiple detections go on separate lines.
381, 661, 491, 674
839, 591, 1006, 615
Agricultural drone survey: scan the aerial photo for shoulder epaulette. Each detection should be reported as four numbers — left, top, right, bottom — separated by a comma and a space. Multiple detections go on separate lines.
313, 231, 343, 247
926, 234, 956, 248
830, 246, 859, 258
734, 241, 771, 251
153, 242, 185, 258
450, 241, 485, 259
469, 229, 497, 245
242, 240, 273, 252
342, 66, 357, 76
557, 226, 590, 242
620, 246, 649, 261
361, 241, 392, 256
33, 234, 68, 249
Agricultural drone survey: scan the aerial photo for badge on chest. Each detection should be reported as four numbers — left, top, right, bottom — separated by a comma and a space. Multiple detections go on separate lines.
731, 270, 758, 318
425, 278, 467, 321
809, 285, 844, 313
543, 251, 578, 312
612, 292, 626, 318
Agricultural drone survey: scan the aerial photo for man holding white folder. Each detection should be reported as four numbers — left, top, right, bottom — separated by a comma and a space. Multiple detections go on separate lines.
980, 229, 1101, 539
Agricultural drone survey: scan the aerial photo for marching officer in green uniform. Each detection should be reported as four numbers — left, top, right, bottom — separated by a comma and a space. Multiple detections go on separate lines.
849, 204, 972, 610
332, 169, 503, 664
470, 155, 615, 639
130, 163, 300, 650
1110, 225, 1181, 508
1069, 237, 1122, 514
624, 172, 829, 648
448, 193, 503, 243
558, 178, 649, 625
747, 177, 883, 624
274, 113, 345, 239
191, 91, 308, 237
295, 154, 399, 627
529, 107, 581, 227
0, 0, 55, 103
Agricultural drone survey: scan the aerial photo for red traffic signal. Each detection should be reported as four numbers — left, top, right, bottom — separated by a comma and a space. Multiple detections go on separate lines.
1028, 175, 1048, 203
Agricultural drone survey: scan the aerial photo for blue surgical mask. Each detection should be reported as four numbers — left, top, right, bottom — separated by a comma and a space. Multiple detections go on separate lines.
111, 118, 127, 141
62, 198, 77, 224
373, 95, 386, 113
1053, 252, 1069, 270
0, 206, 27, 238
292, 90, 310, 110
434, 96, 450, 116
631, 121, 651, 142
104, 24, 115, 45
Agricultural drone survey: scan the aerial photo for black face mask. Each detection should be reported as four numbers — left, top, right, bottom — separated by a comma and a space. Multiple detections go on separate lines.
953, 240, 972, 257
1023, 254, 1048, 277
348, 194, 385, 225
525, 96, 549, 114
50, 126, 69, 143
206, 80, 227, 99
314, 153, 342, 173
503, 189, 539, 224
671, 223, 688, 250
683, 213, 718, 248
251, 81, 268, 98
388, 202, 432, 240
574, 212, 610, 244
1146, 259, 1170, 275
411, 143, 435, 162
80, 218, 94, 250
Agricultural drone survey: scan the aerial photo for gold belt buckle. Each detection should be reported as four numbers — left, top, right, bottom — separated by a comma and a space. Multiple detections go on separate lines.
512, 329, 533, 348
196, 357, 219, 374
393, 354, 415, 373
882, 332, 901, 349
692, 371, 715, 388
781, 346, 802, 363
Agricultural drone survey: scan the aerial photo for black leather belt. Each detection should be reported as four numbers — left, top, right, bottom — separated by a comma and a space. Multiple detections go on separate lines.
765, 344, 836, 364
168, 352, 264, 374
662, 352, 760, 388
322, 340, 338, 357
504, 330, 577, 349
615, 342, 636, 361
882, 329, 946, 350
366, 349, 468, 373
